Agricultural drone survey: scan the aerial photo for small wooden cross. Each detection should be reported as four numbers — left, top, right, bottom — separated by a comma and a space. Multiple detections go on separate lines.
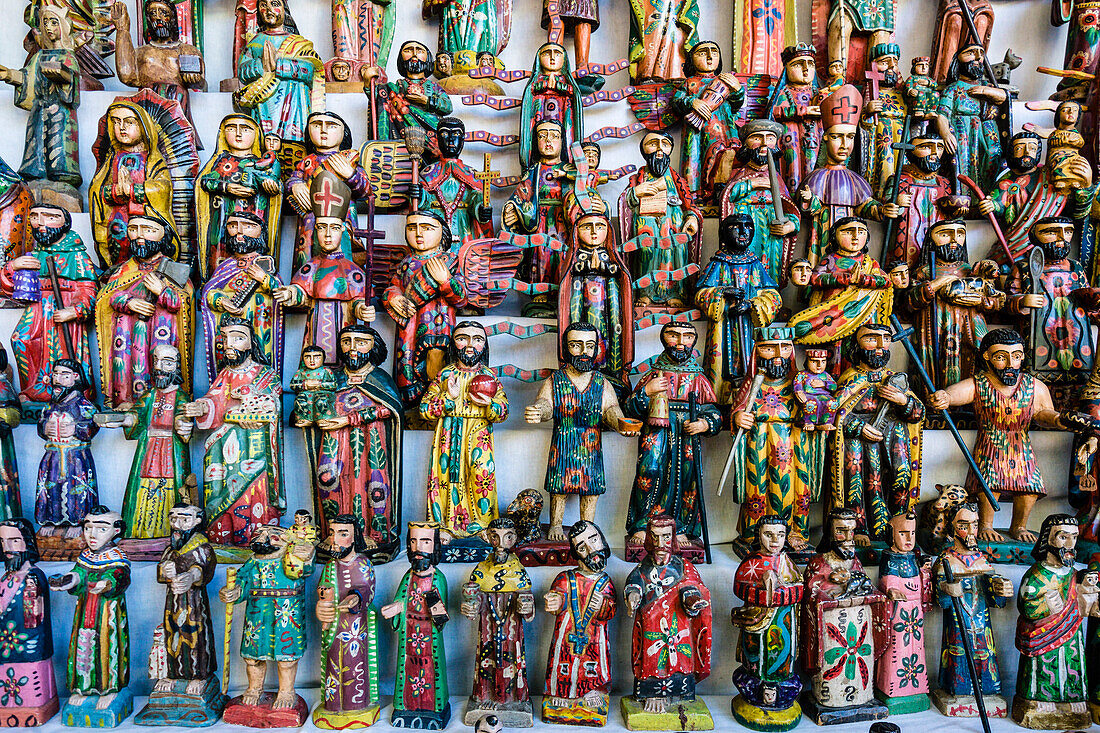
863, 67, 886, 119
475, 153, 500, 209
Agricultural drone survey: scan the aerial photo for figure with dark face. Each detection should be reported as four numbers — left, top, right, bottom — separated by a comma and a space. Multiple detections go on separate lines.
365, 40, 453, 150
460, 518, 535, 725
0, 519, 56, 725
827, 324, 924, 543
313, 325, 403, 560
695, 213, 782, 406
135, 504, 223, 725
858, 44, 908, 198
883, 125, 963, 272
414, 117, 492, 245
110, 0, 206, 126
934, 43, 1006, 192
730, 327, 814, 551
931, 502, 1013, 717
623, 322, 721, 547
35, 359, 99, 528
801, 509, 887, 723
108, 344, 193, 540
541, 521, 617, 725
183, 318, 284, 547
201, 211, 285, 381
218, 524, 315, 725
196, 115, 282, 281
313, 515, 381, 728
1013, 514, 1093, 728
0, 203, 98, 404
382, 522, 450, 729
906, 219, 1006, 391
95, 208, 194, 409
525, 323, 636, 543
420, 322, 508, 539
620, 130, 701, 307
930, 329, 1065, 545
235, 0, 322, 145
974, 130, 1094, 264
711, 119, 800, 287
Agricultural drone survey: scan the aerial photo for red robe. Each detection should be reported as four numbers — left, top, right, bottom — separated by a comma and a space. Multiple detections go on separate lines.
286, 254, 370, 366
544, 569, 616, 700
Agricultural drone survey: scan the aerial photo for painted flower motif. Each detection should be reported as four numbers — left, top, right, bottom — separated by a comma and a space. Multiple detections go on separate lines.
409, 629, 429, 655
0, 622, 28, 658
892, 605, 923, 646
822, 621, 871, 683
275, 599, 296, 627
324, 676, 339, 701
409, 675, 430, 696
243, 622, 259, 648
643, 615, 692, 670
0, 667, 26, 707
336, 617, 368, 658
751, 0, 783, 34
895, 653, 925, 689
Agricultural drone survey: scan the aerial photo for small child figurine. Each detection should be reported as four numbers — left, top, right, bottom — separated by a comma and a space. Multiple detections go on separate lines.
903, 57, 938, 119
794, 348, 838, 431
1078, 564, 1099, 617
291, 509, 318, 547
290, 346, 337, 427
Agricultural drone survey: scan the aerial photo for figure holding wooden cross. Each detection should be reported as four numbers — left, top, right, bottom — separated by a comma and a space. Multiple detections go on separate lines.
859, 43, 909, 198
412, 117, 494, 247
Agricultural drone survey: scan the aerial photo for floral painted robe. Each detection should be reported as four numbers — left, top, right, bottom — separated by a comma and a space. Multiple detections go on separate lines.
964, 372, 1043, 498
318, 556, 378, 714
772, 84, 821, 192
375, 77, 453, 147
436, 0, 506, 56
623, 354, 721, 539
936, 79, 1004, 192
0, 564, 55, 714
420, 363, 508, 537
285, 254, 371, 366
237, 31, 321, 143
67, 547, 130, 695
201, 253, 284, 381
36, 393, 99, 526
544, 370, 610, 497
11, 48, 82, 188
157, 534, 217, 681
672, 76, 745, 196
884, 166, 954, 270
859, 86, 908, 198
91, 148, 174, 267
875, 550, 932, 699
627, 0, 700, 82
544, 569, 615, 702
419, 158, 492, 244
0, 232, 98, 403
717, 165, 800, 287
1025, 257, 1095, 381
622, 168, 701, 305
233, 551, 313, 661
286, 152, 369, 271
467, 555, 534, 708
789, 252, 893, 349
391, 570, 449, 723
121, 386, 190, 539
934, 549, 1007, 697
197, 151, 281, 279
506, 161, 568, 286
383, 250, 467, 407
985, 165, 1093, 262
1015, 562, 1087, 704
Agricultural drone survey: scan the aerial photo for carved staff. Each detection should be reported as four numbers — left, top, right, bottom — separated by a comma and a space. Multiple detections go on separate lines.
764, 148, 788, 227
940, 561, 993, 733
889, 314, 999, 510
879, 114, 915, 259
222, 566, 237, 695
956, 175, 1017, 268
716, 373, 765, 497
688, 393, 712, 564
46, 256, 76, 362
1028, 246, 1045, 363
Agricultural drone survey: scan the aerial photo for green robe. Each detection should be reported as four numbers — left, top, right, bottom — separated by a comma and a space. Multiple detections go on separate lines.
391, 568, 449, 716
12, 47, 82, 187
121, 386, 191, 539
1015, 562, 1088, 703
67, 547, 131, 695
234, 552, 314, 661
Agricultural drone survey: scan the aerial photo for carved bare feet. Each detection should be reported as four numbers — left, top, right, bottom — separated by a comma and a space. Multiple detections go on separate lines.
642, 697, 667, 714
675, 533, 690, 546
788, 534, 809, 551
627, 531, 646, 546
1009, 527, 1037, 544
96, 693, 116, 710
153, 679, 173, 693
241, 689, 262, 707
547, 524, 566, 542
185, 679, 206, 696
272, 690, 297, 709
978, 527, 1005, 543
855, 534, 871, 547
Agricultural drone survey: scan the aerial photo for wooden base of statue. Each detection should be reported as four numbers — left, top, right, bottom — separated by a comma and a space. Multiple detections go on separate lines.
464, 698, 533, 727
26, 180, 83, 213
222, 693, 309, 728
0, 691, 59, 727
117, 537, 171, 563
873, 690, 929, 715
977, 538, 1032, 564
624, 538, 705, 563
311, 701, 381, 729
930, 689, 1008, 718
800, 695, 887, 726
730, 695, 801, 732
440, 536, 492, 564
516, 526, 573, 566
61, 689, 134, 728
219, 79, 241, 93
390, 703, 451, 730
134, 678, 227, 727
1091, 700, 1100, 724
619, 696, 713, 731
1011, 697, 1091, 729
36, 526, 85, 561
541, 692, 610, 726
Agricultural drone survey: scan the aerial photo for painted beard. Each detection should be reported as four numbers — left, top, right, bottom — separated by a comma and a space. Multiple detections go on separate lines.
129, 237, 163, 260
408, 550, 434, 571
153, 370, 179, 389
405, 57, 432, 76
644, 150, 671, 177
1053, 545, 1077, 566
666, 344, 693, 363
735, 145, 770, 167
961, 59, 986, 80
993, 365, 1021, 386
170, 527, 198, 550
342, 348, 370, 371
1042, 242, 1071, 260
833, 542, 856, 560
148, 15, 177, 42
32, 224, 66, 247
937, 242, 965, 263
859, 347, 890, 369
457, 346, 484, 366
222, 346, 250, 368
325, 543, 355, 561
228, 233, 265, 255
650, 547, 672, 565
491, 547, 511, 564
758, 355, 790, 379
50, 384, 80, 402
567, 353, 596, 372
881, 70, 900, 86
2, 551, 27, 573
581, 549, 608, 572
1009, 154, 1039, 174
957, 533, 978, 550
908, 153, 941, 173
249, 538, 278, 555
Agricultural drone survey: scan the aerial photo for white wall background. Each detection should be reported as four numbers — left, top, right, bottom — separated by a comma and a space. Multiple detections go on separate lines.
0, 0, 1088, 723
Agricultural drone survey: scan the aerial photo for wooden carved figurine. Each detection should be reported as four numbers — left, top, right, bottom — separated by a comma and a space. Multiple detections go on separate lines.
623, 322, 720, 558
1012, 514, 1094, 729
541, 0, 599, 72
313, 515, 382, 728
327, 0, 395, 88
730, 517, 804, 730
0, 519, 58, 726
931, 502, 1012, 717
423, 0, 511, 91
902, 57, 937, 118
819, 0, 896, 76
383, 522, 451, 729
541, 521, 616, 725
874, 512, 933, 714
183, 318, 284, 549
52, 507, 133, 727
461, 518, 535, 725
801, 509, 888, 724
134, 504, 225, 726
0, 0, 83, 210
525, 323, 636, 543
0, 350, 20, 522
621, 516, 713, 729
235, 0, 323, 147
1051, 0, 1100, 99
0, 203, 98, 404
218, 524, 316, 727
625, 0, 699, 83
768, 45, 823, 193
930, 329, 1065, 552
729, 328, 817, 554
365, 41, 454, 147
934, 43, 1006, 192
196, 115, 282, 281
929, 0, 992, 82
94, 208, 194, 410
858, 43, 908, 198
413, 117, 493, 246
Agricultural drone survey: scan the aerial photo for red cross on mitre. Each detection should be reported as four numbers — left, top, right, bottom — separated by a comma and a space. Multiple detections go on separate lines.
310, 169, 351, 220
821, 84, 863, 130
